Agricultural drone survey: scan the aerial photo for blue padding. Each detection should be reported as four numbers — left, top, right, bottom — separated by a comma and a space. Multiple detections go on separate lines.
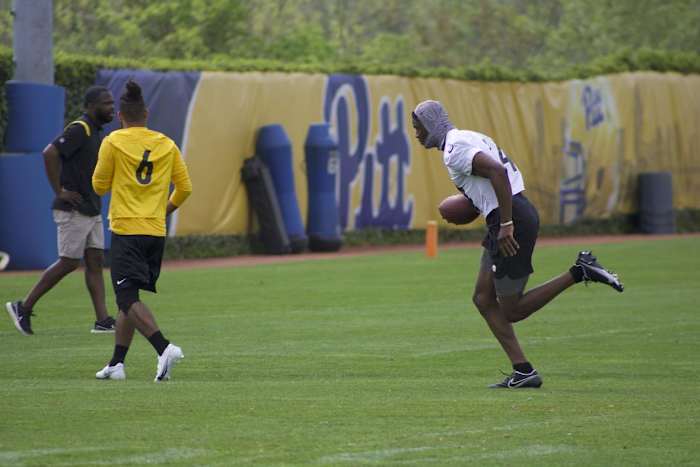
0, 153, 57, 270
256, 125, 307, 243
96, 69, 200, 148
5, 81, 65, 153
305, 123, 341, 247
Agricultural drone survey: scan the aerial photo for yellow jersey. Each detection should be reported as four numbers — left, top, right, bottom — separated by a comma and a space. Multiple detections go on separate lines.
93, 126, 192, 236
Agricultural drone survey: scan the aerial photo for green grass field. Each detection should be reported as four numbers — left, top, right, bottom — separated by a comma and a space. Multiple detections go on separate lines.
1, 237, 698, 466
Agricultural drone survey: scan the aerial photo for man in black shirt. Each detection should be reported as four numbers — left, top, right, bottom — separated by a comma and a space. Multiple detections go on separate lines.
5, 86, 117, 335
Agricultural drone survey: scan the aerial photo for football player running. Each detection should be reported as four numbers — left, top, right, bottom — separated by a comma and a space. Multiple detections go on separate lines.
412, 100, 623, 389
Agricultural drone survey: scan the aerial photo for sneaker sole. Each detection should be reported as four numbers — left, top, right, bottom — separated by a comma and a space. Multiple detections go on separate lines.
96, 369, 126, 380
90, 328, 116, 334
104, 372, 126, 380
5, 302, 30, 336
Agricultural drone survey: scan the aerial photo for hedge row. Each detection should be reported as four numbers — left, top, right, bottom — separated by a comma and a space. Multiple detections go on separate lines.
2, 46, 700, 152
162, 210, 700, 260
0, 49, 12, 150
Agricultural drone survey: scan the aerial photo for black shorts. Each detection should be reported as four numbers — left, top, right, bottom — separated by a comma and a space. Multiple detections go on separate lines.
110, 233, 166, 293
482, 193, 540, 280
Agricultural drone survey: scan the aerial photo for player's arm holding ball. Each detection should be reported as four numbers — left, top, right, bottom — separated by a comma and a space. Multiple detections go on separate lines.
471, 152, 519, 257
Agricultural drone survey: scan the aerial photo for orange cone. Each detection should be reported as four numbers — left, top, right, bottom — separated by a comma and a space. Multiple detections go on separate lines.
426, 220, 438, 258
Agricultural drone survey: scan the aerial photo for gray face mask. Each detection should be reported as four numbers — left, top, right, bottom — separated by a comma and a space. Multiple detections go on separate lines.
413, 100, 454, 149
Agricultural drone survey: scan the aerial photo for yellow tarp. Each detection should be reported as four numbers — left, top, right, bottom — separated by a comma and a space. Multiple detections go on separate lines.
174, 71, 700, 236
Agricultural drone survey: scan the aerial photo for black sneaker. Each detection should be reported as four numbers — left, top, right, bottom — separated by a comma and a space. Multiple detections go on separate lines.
91, 316, 116, 334
5, 301, 34, 336
489, 369, 543, 389
575, 251, 624, 292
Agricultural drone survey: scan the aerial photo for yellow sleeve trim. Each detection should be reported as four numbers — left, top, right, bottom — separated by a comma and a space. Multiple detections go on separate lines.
66, 120, 91, 137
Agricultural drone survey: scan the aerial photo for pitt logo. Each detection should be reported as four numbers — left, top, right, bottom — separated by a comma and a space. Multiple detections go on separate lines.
323, 75, 414, 230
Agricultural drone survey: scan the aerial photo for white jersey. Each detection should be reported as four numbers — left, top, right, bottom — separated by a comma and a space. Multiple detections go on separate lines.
442, 129, 525, 218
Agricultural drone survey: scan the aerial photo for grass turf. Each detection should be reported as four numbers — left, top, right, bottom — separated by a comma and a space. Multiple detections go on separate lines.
0, 237, 698, 466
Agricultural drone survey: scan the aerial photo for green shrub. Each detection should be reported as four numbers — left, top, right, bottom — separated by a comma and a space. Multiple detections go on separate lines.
0, 46, 13, 150
159, 211, 700, 260
1, 46, 700, 152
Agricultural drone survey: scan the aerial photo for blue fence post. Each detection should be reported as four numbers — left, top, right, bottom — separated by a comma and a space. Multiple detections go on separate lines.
5, 81, 64, 152
0, 81, 65, 269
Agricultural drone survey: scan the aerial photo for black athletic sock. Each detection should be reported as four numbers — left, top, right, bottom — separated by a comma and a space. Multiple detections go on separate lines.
147, 331, 170, 355
570, 264, 584, 283
513, 362, 534, 373
109, 345, 129, 366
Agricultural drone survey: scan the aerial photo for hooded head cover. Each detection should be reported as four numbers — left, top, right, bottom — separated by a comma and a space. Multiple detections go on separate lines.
413, 100, 454, 149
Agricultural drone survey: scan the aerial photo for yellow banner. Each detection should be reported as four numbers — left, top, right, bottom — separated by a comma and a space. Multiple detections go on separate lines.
174, 71, 700, 236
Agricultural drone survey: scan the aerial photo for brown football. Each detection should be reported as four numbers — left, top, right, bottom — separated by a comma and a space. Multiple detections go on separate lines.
438, 194, 480, 225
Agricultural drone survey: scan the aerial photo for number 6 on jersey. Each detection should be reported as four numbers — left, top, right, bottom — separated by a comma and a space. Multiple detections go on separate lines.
136, 150, 154, 184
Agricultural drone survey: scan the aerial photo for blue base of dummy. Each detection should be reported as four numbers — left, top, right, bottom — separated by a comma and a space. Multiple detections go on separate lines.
0, 153, 58, 269
0, 153, 112, 270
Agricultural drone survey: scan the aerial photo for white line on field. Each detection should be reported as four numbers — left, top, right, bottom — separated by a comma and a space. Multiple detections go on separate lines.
50, 448, 209, 465
317, 443, 576, 464
475, 444, 575, 460
0, 447, 103, 462
318, 446, 437, 463
390, 444, 578, 465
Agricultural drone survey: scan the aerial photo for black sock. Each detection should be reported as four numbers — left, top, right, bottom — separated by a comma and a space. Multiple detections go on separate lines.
147, 331, 170, 356
570, 264, 584, 283
513, 362, 534, 373
109, 345, 129, 366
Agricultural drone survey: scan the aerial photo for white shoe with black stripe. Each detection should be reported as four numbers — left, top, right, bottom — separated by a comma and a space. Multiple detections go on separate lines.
95, 363, 126, 380
155, 344, 184, 382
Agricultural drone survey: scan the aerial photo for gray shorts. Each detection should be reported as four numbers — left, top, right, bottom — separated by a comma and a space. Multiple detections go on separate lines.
52, 210, 104, 259
480, 249, 529, 297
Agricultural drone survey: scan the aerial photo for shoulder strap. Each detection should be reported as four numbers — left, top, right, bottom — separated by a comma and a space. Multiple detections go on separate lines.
65, 120, 91, 137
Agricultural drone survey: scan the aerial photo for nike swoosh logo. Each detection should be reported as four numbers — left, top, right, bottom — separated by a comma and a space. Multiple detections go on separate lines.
508, 373, 537, 388
116, 278, 127, 285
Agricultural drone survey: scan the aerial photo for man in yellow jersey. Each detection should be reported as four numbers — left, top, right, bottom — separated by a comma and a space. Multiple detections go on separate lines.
92, 80, 192, 382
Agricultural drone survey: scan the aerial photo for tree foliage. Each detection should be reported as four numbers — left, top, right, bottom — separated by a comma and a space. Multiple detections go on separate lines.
1, 0, 698, 73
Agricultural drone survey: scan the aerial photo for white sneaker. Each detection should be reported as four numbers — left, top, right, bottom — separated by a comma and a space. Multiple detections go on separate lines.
95, 363, 126, 380
155, 344, 184, 382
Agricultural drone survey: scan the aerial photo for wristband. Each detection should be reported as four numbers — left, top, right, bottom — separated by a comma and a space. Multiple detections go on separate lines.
500, 220, 514, 227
